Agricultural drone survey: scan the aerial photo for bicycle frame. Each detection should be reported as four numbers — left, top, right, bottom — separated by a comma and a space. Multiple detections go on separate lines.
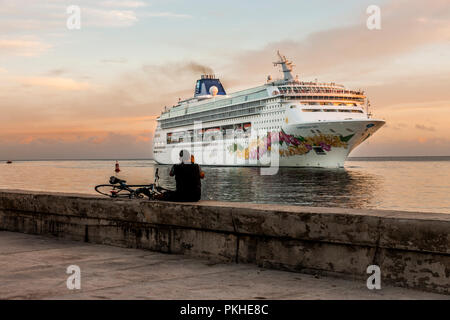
95, 168, 167, 199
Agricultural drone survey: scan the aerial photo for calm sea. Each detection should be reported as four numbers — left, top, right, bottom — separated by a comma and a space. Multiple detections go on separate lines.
0, 158, 449, 214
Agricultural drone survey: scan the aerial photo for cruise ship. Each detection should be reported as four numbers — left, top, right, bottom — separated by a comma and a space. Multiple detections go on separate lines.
152, 52, 385, 167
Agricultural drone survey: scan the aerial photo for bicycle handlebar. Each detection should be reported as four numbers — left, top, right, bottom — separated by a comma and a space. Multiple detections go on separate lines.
109, 176, 126, 185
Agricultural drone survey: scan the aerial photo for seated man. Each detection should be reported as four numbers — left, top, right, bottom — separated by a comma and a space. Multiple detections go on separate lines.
155, 150, 204, 202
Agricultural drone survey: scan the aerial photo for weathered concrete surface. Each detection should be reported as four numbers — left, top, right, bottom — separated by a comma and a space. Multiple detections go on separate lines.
0, 189, 449, 295
0, 231, 448, 300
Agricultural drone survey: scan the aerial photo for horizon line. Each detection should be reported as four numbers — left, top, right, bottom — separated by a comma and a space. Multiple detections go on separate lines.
2, 155, 450, 162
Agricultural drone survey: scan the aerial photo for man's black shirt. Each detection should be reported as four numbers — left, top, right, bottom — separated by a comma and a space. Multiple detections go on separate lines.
170, 163, 202, 201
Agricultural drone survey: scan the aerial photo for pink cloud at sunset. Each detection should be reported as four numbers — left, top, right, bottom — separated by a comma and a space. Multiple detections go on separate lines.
0, 0, 449, 159
18, 76, 91, 91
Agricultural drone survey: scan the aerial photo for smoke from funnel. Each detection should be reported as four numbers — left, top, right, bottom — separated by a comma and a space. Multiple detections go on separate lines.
141, 61, 214, 78
185, 62, 214, 75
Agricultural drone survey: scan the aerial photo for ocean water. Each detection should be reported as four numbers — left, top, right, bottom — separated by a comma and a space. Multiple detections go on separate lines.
0, 158, 449, 214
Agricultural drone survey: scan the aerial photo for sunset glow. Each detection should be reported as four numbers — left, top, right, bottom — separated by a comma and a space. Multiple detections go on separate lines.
1, 0, 449, 159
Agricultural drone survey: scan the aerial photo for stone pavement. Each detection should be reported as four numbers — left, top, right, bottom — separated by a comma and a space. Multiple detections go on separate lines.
0, 231, 447, 300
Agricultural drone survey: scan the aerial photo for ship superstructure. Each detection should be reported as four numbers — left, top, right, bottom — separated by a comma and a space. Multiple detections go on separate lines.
152, 52, 384, 167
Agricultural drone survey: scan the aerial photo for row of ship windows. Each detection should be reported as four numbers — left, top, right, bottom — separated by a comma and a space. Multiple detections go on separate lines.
301, 109, 364, 113
258, 119, 283, 125
166, 123, 253, 144
258, 109, 283, 126
261, 111, 284, 116
264, 104, 282, 110
164, 116, 288, 144
155, 115, 260, 144
162, 100, 362, 129
161, 107, 260, 129
162, 99, 359, 126
300, 102, 360, 106
161, 103, 361, 136
162, 101, 261, 125
162, 101, 281, 128
166, 130, 291, 144
287, 96, 364, 102
161, 104, 284, 130
277, 86, 359, 94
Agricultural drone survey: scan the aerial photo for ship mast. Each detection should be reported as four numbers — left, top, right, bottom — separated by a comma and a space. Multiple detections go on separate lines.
273, 50, 295, 82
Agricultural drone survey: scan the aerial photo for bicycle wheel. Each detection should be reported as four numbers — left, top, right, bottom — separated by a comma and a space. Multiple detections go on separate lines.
95, 184, 133, 198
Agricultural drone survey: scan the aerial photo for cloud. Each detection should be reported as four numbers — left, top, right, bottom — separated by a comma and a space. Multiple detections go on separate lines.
18, 76, 90, 91
76, 8, 192, 28
76, 7, 191, 28
365, 79, 450, 110
141, 12, 192, 19
350, 135, 450, 157
0, 0, 189, 34
83, 8, 138, 27
226, 0, 450, 84
0, 131, 154, 160
0, 38, 51, 56
0, 58, 201, 160
101, 58, 128, 64
415, 124, 436, 132
1, 0, 449, 159
46, 68, 68, 76
100, 1, 149, 8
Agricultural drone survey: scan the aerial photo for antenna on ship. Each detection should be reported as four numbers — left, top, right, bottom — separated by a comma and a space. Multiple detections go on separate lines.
366, 99, 372, 118
273, 50, 295, 82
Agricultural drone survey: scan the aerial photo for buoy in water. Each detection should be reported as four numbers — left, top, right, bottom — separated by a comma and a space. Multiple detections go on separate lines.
115, 160, 121, 173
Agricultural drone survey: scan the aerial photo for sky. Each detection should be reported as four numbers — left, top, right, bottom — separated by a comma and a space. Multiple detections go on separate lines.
0, 0, 449, 159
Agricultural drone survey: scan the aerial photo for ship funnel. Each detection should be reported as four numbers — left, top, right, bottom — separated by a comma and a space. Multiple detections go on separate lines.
194, 74, 226, 97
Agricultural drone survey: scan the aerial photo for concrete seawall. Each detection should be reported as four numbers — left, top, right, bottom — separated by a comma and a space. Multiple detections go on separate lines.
0, 189, 448, 294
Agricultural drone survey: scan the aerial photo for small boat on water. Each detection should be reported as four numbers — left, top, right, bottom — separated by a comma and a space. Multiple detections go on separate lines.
6, 160, 12, 164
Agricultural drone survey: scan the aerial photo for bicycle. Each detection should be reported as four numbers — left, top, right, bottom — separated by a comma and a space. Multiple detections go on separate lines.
95, 168, 171, 199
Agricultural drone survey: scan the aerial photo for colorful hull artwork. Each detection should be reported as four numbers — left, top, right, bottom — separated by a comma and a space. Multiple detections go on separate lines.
227, 130, 355, 160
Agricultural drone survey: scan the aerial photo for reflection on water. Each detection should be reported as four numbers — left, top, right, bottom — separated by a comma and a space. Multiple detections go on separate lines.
186, 167, 379, 208
0, 159, 449, 213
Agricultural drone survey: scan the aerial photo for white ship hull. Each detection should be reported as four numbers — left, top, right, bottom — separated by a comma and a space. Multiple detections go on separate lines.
153, 119, 384, 168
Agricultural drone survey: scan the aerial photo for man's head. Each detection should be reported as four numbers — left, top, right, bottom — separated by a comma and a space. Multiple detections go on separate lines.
179, 149, 191, 164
